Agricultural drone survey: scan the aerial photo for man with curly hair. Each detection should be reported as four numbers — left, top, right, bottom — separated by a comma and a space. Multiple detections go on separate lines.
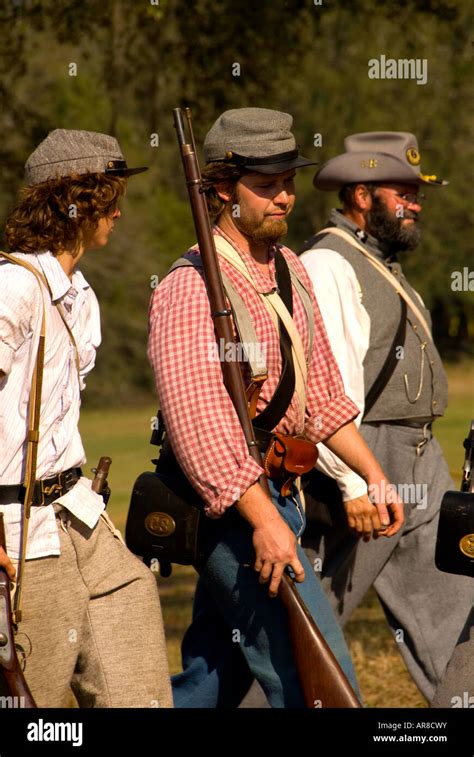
0, 129, 172, 708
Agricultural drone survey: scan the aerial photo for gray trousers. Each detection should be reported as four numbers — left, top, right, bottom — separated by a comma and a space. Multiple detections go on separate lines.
431, 608, 474, 707
303, 423, 473, 703
241, 422, 473, 708
2, 507, 173, 708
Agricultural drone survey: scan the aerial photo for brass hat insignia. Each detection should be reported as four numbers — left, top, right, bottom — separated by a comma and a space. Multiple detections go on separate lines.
360, 158, 378, 169
406, 148, 421, 166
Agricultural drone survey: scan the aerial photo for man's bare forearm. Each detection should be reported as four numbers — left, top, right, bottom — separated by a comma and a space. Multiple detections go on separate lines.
235, 481, 280, 527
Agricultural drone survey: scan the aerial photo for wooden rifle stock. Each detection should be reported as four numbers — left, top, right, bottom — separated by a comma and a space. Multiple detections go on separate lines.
173, 107, 360, 708
279, 574, 360, 707
0, 513, 36, 707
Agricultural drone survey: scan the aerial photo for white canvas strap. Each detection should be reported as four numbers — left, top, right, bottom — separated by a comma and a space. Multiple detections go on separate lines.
213, 236, 308, 419
313, 226, 433, 342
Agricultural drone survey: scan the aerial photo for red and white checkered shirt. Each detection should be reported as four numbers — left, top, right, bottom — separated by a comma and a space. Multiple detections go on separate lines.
148, 227, 358, 517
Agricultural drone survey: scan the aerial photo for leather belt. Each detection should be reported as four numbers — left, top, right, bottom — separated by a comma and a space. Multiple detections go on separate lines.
0, 467, 82, 506
367, 418, 434, 429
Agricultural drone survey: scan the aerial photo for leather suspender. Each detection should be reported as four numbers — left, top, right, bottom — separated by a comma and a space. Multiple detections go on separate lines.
0, 251, 80, 623
0, 252, 47, 623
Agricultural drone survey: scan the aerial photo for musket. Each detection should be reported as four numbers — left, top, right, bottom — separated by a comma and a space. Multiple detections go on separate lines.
173, 107, 360, 708
0, 513, 36, 707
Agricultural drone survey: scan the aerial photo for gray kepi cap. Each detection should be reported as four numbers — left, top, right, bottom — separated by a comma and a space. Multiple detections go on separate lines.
25, 129, 148, 186
314, 131, 447, 190
204, 108, 316, 174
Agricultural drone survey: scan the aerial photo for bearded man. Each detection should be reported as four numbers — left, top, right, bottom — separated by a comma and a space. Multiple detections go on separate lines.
300, 131, 473, 704
148, 110, 404, 708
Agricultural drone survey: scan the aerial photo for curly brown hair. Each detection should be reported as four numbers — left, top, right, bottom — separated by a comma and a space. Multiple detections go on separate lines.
4, 173, 126, 255
200, 161, 244, 221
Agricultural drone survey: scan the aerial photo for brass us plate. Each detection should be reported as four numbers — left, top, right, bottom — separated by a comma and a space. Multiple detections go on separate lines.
145, 512, 176, 537
459, 533, 474, 558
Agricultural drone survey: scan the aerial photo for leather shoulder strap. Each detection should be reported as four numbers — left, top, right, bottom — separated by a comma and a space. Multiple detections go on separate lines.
0, 251, 46, 623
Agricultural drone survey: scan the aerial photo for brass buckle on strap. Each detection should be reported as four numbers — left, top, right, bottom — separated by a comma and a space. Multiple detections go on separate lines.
246, 374, 268, 420
60, 469, 79, 491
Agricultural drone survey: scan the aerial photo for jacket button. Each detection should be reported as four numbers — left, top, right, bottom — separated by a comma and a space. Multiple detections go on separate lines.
432, 400, 437, 406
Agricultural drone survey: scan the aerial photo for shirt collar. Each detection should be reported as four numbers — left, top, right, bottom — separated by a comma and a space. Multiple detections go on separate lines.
35, 251, 90, 302
328, 209, 393, 262
213, 225, 278, 294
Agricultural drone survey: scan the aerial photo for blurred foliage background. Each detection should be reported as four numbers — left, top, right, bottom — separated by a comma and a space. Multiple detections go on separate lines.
1, 0, 472, 405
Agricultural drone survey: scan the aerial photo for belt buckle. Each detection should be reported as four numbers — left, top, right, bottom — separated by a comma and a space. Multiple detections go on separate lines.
39, 478, 63, 506
61, 469, 78, 491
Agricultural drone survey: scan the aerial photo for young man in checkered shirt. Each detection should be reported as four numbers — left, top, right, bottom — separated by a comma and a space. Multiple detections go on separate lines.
149, 108, 403, 708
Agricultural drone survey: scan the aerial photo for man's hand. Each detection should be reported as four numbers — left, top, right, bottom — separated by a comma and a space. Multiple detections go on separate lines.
366, 478, 404, 538
0, 546, 16, 582
323, 423, 404, 539
344, 485, 404, 540
253, 515, 305, 597
235, 480, 305, 597
344, 494, 387, 542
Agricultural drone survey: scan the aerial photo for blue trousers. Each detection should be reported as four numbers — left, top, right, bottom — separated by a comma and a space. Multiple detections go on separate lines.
172, 479, 360, 708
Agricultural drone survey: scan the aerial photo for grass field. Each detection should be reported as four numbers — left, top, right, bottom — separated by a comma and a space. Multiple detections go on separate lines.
79, 359, 474, 708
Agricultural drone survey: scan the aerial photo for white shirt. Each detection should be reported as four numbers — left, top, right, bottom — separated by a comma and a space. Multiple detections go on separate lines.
0, 251, 103, 558
302, 247, 370, 501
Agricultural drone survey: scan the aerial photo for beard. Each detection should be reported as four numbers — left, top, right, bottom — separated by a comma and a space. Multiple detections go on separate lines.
232, 187, 289, 243
367, 194, 421, 254
240, 216, 288, 243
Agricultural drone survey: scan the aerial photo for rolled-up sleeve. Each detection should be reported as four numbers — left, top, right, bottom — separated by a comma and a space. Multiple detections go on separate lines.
148, 264, 263, 518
